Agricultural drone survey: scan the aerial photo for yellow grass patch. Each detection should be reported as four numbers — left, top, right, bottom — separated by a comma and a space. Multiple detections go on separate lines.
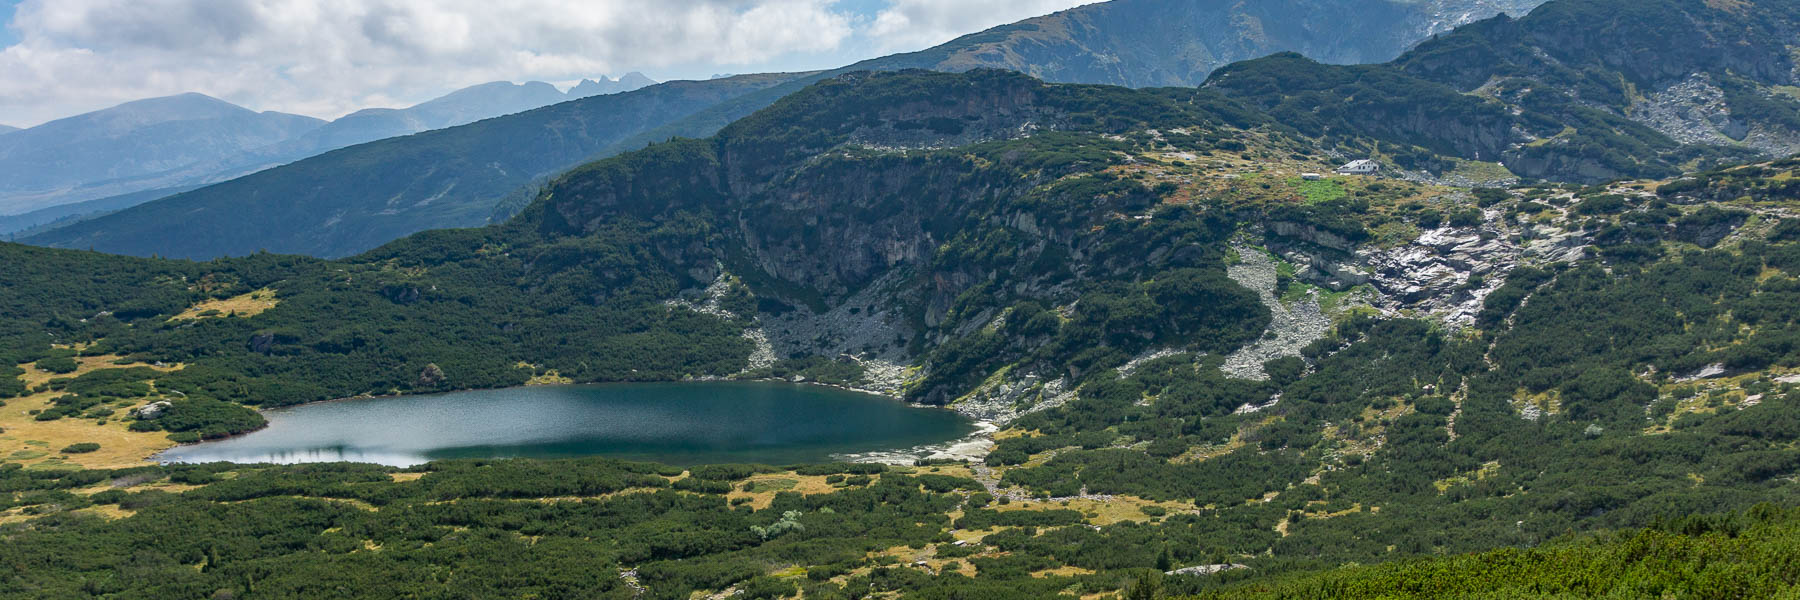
74, 504, 138, 520
918, 464, 977, 480
169, 288, 279, 321
4, 355, 187, 469
514, 363, 575, 385
389, 472, 425, 483
992, 428, 1035, 441
1032, 566, 1096, 578
993, 495, 1191, 526
527, 371, 574, 385
1170, 439, 1244, 465
1326, 401, 1413, 459
1280, 501, 1381, 535
1172, 414, 1286, 465
1646, 369, 1786, 433
726, 473, 851, 510
1511, 388, 1562, 419
951, 526, 1001, 543
1434, 461, 1502, 492
524, 488, 666, 504
17, 354, 180, 389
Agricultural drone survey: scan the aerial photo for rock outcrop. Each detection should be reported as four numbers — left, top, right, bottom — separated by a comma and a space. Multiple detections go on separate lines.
131, 400, 172, 420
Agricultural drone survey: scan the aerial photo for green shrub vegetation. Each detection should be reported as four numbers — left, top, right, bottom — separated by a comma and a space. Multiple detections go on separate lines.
4, 7, 1800, 596
1190, 504, 1800, 599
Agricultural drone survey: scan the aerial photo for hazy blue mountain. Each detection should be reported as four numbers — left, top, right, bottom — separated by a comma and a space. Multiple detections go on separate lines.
0, 184, 201, 238
268, 80, 602, 156
1, 76, 658, 224
0, 93, 324, 215
24, 73, 808, 259
0, 124, 17, 135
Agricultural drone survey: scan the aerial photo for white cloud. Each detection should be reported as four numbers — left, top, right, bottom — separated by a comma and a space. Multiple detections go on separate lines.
0, 0, 857, 126
866, 0, 1094, 52
0, 0, 1102, 127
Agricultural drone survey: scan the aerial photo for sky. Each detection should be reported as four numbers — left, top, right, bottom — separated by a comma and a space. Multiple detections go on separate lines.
0, 0, 1093, 128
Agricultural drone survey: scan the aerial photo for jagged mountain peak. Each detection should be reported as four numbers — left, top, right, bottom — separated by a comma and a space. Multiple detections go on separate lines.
569, 73, 660, 98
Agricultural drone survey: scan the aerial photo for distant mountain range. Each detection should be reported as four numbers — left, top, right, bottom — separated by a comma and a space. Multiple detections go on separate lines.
20, 0, 1551, 260
0, 124, 18, 135
0, 74, 657, 232
22, 73, 805, 258
0, 94, 324, 216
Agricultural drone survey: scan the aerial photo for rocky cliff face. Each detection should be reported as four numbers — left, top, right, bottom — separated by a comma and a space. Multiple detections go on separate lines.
1396, 0, 1800, 180
525, 70, 1275, 406
1203, 0, 1800, 183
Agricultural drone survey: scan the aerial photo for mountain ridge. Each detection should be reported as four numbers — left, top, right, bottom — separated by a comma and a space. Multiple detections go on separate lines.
0, 76, 659, 222
23, 73, 809, 259
0, 93, 326, 215
19, 0, 1556, 260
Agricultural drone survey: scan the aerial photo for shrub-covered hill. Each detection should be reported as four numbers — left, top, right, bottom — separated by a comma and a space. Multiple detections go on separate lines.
1, 435, 1798, 598
1187, 504, 1800, 599
6, 61, 1800, 599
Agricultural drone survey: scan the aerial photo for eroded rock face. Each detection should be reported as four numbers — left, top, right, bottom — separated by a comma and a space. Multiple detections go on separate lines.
1360, 226, 1522, 325
1269, 210, 1590, 327
1634, 73, 1800, 158
1221, 245, 1334, 380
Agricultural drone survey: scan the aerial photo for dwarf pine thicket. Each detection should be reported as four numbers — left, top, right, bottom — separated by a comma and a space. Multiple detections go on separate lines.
6, 0, 1800, 596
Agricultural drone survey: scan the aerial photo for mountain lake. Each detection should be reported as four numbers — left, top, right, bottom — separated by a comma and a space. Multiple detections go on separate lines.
155, 381, 975, 466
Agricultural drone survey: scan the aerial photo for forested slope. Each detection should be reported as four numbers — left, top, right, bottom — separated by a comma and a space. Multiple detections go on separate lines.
1189, 504, 1800, 599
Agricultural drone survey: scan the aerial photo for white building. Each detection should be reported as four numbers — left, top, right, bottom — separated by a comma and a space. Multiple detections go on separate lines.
1336, 160, 1380, 175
